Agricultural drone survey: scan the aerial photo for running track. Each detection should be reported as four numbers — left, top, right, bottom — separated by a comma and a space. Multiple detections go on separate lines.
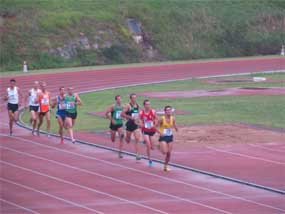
1, 57, 285, 213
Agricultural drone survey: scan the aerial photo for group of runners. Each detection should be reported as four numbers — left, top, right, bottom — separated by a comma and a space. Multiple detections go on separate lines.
3, 79, 82, 144
4, 79, 178, 172
105, 93, 178, 172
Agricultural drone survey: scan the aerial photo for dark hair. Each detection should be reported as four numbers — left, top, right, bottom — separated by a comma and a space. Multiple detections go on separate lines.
130, 93, 136, 99
164, 105, 172, 111
10, 79, 16, 83
143, 99, 150, 106
115, 95, 121, 100
59, 86, 65, 90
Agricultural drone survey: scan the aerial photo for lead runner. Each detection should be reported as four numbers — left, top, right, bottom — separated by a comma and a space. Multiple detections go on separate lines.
157, 105, 178, 172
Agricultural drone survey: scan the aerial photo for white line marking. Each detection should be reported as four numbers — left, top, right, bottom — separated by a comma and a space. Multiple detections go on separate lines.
248, 143, 285, 153
2, 145, 234, 214
206, 146, 285, 165
1, 178, 104, 214
0, 198, 40, 214
2, 135, 285, 212
1, 161, 169, 214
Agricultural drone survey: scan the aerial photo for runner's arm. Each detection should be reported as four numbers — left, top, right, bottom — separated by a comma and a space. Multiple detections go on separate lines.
105, 105, 114, 120
18, 88, 23, 106
173, 117, 178, 132
51, 96, 57, 109
75, 93, 83, 106
121, 104, 132, 120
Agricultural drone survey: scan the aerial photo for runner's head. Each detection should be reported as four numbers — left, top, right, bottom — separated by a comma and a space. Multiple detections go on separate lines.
67, 87, 73, 95
143, 99, 151, 111
115, 95, 121, 105
34, 81, 39, 89
129, 93, 137, 103
10, 79, 16, 88
164, 105, 172, 116
59, 86, 65, 96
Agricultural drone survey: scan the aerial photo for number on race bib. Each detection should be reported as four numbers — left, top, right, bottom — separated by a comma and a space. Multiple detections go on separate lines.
59, 103, 66, 110
115, 111, 122, 119
144, 121, 154, 129
66, 102, 75, 110
131, 113, 139, 119
41, 98, 49, 105
163, 128, 173, 136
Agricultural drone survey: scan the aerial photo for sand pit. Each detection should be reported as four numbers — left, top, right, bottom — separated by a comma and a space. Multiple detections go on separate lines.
173, 124, 284, 147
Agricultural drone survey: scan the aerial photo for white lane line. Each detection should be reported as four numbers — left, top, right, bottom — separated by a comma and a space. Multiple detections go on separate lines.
2, 135, 285, 212
2, 145, 233, 214
206, 146, 285, 165
248, 143, 285, 153
1, 161, 169, 214
1, 178, 104, 214
0, 198, 40, 214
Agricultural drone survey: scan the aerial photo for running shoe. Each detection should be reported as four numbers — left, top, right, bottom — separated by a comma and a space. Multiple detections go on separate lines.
136, 154, 141, 161
164, 165, 171, 172
148, 160, 153, 167
118, 152, 123, 158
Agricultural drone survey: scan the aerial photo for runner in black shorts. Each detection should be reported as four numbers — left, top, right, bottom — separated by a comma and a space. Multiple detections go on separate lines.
140, 99, 157, 167
121, 93, 142, 160
157, 105, 178, 172
26, 81, 41, 135
105, 95, 124, 158
4, 79, 22, 136
65, 87, 82, 143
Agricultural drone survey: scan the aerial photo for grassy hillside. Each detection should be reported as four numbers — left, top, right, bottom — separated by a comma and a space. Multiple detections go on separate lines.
1, 0, 285, 71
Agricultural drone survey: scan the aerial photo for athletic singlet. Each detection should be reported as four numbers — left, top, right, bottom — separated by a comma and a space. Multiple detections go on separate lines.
7, 87, 19, 104
65, 95, 77, 113
159, 116, 174, 136
39, 92, 50, 113
126, 103, 139, 120
57, 95, 66, 112
111, 104, 123, 125
29, 88, 41, 106
140, 109, 156, 132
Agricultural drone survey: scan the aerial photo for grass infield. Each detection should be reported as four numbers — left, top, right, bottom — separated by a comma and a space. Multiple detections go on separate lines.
21, 72, 285, 133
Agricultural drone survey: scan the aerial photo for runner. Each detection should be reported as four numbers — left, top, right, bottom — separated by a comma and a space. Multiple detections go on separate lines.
121, 93, 142, 160
65, 87, 82, 143
3, 79, 22, 136
26, 81, 41, 135
157, 105, 178, 172
139, 99, 157, 167
105, 95, 124, 158
51, 86, 67, 144
36, 81, 51, 137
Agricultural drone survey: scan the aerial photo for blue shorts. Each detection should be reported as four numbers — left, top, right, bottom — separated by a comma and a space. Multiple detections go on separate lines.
56, 111, 66, 121
159, 135, 173, 143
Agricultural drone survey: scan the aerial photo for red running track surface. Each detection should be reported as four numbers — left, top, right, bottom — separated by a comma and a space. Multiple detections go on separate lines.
1, 57, 285, 213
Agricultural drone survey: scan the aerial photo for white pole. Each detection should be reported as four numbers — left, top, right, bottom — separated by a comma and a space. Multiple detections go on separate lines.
23, 61, 28, 72
281, 45, 285, 56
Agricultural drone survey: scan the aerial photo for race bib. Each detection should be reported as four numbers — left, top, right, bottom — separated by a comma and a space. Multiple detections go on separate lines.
66, 102, 75, 110
163, 128, 173, 136
144, 121, 154, 129
41, 98, 49, 105
59, 103, 66, 110
131, 112, 139, 119
115, 111, 122, 119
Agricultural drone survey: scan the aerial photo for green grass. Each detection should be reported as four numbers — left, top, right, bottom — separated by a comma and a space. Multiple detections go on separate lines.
1, 0, 284, 71
21, 72, 285, 133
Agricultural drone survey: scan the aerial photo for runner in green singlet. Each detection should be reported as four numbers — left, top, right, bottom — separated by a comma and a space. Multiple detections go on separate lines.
105, 95, 124, 158
65, 87, 82, 143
